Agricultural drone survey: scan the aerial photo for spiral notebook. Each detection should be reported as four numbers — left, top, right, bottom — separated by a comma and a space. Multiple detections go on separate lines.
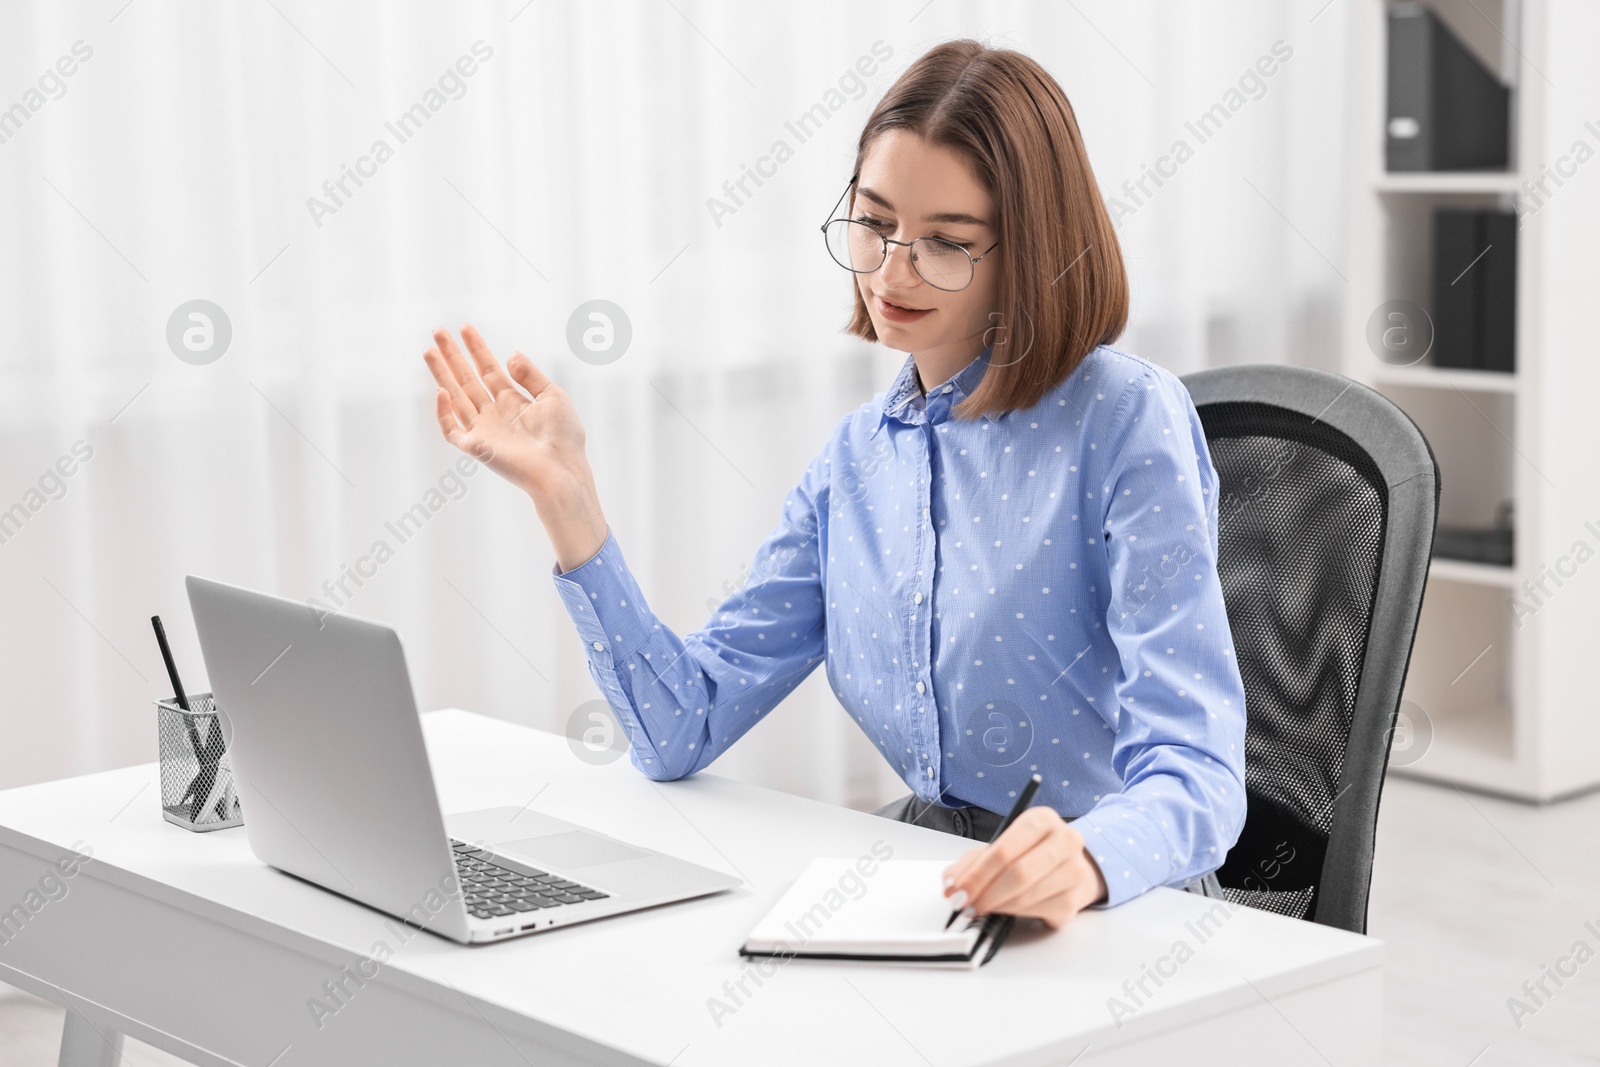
739, 858, 1014, 969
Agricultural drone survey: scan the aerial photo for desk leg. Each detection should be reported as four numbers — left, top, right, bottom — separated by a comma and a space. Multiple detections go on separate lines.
57, 1009, 125, 1067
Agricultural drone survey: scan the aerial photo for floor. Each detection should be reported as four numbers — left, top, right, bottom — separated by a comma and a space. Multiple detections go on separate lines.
1370, 776, 1600, 1066
2, 776, 1597, 1065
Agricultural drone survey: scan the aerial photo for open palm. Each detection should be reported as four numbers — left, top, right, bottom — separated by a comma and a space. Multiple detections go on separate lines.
423, 324, 608, 569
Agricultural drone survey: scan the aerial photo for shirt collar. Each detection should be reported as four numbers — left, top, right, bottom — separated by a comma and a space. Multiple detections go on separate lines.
875, 345, 993, 437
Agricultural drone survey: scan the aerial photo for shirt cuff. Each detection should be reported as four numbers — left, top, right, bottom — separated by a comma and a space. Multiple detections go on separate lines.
550, 529, 656, 663
1073, 797, 1184, 909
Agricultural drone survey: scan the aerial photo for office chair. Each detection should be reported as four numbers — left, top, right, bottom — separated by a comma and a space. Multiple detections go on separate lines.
1181, 365, 1439, 934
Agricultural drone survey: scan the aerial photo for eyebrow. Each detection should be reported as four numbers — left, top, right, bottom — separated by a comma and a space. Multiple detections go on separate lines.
856, 186, 990, 228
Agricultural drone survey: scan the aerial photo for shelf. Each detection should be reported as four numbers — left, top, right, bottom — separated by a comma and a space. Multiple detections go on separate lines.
1434, 699, 1514, 756
1428, 557, 1516, 587
1388, 697, 1531, 798
1389, 696, 1519, 789
1370, 365, 1519, 393
1390, 734, 1529, 797
1374, 171, 1522, 194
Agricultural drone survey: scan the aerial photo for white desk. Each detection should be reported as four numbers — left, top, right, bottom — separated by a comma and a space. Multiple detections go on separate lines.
0, 710, 1382, 1066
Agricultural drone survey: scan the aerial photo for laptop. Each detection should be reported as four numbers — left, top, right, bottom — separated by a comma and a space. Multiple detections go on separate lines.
185, 574, 742, 944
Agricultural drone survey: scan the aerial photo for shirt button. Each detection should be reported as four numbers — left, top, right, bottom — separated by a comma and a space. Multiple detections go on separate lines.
926, 766, 935, 777
943, 384, 953, 393
916, 680, 926, 694
592, 641, 604, 651
913, 591, 924, 605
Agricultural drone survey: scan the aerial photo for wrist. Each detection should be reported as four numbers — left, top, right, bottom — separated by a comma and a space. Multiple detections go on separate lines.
534, 478, 608, 573
1082, 846, 1109, 907
553, 531, 608, 574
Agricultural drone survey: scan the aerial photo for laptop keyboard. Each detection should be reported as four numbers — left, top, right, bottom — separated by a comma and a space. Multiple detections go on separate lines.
451, 839, 610, 920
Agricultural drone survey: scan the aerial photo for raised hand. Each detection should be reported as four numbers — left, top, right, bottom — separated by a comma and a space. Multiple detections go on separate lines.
423, 324, 609, 571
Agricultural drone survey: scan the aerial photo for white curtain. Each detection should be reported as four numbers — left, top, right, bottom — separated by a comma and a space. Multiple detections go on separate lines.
0, 0, 1348, 810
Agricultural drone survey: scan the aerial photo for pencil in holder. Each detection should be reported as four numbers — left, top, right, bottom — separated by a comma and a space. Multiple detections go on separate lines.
156, 691, 244, 831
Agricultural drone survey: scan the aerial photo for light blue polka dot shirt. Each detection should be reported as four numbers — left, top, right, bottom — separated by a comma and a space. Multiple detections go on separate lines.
553, 344, 1247, 906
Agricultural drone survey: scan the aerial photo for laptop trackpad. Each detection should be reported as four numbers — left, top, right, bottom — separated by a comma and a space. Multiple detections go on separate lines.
498, 831, 648, 869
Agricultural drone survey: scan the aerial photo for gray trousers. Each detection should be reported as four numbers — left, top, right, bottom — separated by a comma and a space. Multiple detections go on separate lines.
871, 792, 1226, 899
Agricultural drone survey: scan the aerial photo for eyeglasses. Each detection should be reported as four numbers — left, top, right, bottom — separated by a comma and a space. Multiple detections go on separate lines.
819, 174, 999, 293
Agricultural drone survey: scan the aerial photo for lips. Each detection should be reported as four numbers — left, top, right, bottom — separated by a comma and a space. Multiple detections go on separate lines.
876, 295, 933, 323
880, 296, 928, 312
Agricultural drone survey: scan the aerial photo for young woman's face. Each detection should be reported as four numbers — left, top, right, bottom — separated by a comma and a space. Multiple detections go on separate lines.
851, 129, 1002, 363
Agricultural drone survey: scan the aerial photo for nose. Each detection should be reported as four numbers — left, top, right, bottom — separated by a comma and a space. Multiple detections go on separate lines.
880, 238, 922, 291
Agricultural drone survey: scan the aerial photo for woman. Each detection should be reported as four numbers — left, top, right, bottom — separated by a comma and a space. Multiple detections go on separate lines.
422, 39, 1246, 931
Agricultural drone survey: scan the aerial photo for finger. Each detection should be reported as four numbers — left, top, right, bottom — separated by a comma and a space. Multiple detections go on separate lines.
434, 388, 467, 446
951, 809, 1058, 909
942, 849, 983, 896
506, 351, 554, 398
433, 327, 492, 410
967, 836, 1059, 915
976, 844, 1075, 916
459, 324, 522, 400
943, 815, 1045, 902
424, 348, 477, 427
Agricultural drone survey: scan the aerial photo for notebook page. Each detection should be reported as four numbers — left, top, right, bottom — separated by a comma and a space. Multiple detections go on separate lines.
743, 858, 986, 957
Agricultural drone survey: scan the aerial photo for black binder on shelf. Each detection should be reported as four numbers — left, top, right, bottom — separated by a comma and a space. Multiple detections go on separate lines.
1433, 525, 1514, 567
1430, 208, 1517, 372
1479, 210, 1517, 371
1432, 209, 1480, 369
1433, 502, 1514, 567
1387, 3, 1511, 172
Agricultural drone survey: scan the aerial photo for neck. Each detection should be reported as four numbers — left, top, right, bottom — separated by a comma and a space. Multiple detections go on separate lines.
912, 331, 989, 394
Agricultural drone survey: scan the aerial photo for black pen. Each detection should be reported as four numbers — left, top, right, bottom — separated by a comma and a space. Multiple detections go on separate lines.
151, 615, 192, 712
944, 772, 1042, 931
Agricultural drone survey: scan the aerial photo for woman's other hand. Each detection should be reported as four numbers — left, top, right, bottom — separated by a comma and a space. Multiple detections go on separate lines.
424, 324, 608, 571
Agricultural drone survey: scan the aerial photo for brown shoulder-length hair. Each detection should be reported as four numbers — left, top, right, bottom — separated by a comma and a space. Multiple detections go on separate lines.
844, 39, 1128, 418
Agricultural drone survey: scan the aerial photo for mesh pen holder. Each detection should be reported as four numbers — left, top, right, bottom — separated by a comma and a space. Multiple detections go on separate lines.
156, 692, 243, 831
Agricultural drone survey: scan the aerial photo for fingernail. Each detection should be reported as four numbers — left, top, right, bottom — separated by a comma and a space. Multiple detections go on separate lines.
942, 875, 954, 888
948, 888, 968, 910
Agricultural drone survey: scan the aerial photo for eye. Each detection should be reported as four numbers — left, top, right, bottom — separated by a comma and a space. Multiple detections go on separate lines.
920, 236, 973, 256
853, 214, 891, 230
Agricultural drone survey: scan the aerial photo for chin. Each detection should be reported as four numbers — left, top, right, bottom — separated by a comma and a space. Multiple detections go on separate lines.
872, 323, 916, 352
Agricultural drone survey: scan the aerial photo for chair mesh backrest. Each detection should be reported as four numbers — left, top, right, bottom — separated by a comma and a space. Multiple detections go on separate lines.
1198, 401, 1388, 921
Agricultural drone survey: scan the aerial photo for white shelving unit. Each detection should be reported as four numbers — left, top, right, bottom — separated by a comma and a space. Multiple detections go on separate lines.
1342, 0, 1600, 800
1371, 172, 1522, 194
